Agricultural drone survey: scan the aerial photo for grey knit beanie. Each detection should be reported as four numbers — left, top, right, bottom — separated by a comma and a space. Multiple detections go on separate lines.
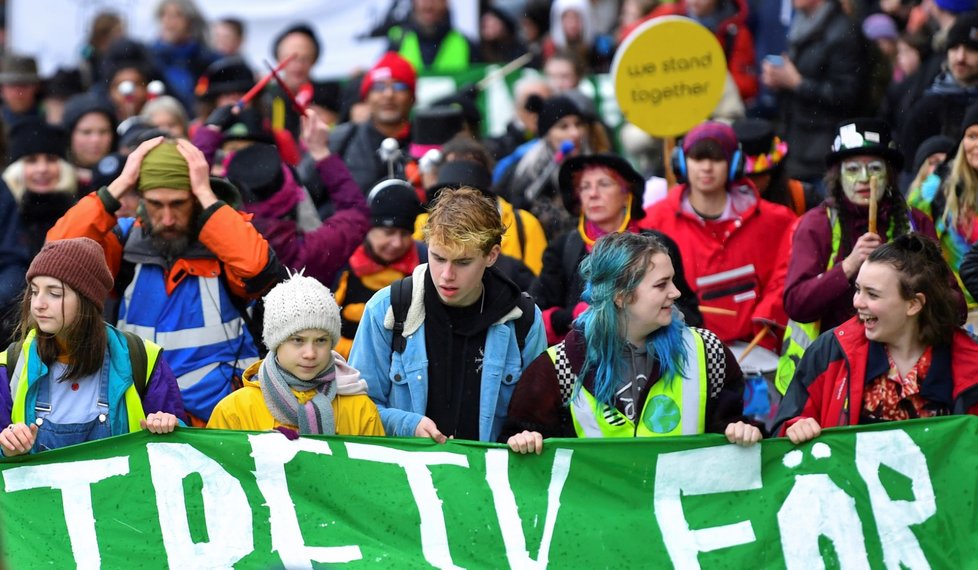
262, 273, 341, 352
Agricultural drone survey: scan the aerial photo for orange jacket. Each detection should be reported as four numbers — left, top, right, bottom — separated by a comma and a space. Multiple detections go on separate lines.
47, 190, 273, 299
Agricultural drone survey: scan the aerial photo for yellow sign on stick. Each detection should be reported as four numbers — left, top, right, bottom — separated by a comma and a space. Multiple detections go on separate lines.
611, 16, 727, 138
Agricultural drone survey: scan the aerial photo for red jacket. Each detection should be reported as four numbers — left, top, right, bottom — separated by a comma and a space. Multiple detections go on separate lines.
782, 201, 958, 331
776, 317, 978, 433
639, 181, 796, 348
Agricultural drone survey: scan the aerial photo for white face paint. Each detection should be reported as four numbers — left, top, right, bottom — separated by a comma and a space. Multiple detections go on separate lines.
839, 158, 887, 206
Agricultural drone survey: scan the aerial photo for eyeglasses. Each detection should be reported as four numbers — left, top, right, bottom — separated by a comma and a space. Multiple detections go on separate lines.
369, 81, 410, 94
840, 160, 886, 179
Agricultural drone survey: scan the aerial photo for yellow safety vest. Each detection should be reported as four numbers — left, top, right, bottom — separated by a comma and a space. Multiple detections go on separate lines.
3, 329, 161, 433
390, 26, 470, 74
775, 209, 840, 395
558, 327, 708, 438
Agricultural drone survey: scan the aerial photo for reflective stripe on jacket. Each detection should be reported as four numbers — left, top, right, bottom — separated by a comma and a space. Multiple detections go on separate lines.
118, 263, 258, 418
776, 208, 840, 394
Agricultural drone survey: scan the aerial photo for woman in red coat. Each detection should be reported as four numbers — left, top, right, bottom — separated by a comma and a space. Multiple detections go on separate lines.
775, 234, 978, 444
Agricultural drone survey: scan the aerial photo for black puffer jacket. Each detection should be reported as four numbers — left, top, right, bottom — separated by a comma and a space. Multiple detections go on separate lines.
779, 2, 864, 181
900, 73, 978, 175
327, 121, 410, 195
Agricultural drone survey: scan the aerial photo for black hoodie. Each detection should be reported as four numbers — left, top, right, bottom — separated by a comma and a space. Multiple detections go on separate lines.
424, 265, 522, 439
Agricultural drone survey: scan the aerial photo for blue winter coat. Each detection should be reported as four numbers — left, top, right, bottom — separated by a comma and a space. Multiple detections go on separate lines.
349, 264, 546, 441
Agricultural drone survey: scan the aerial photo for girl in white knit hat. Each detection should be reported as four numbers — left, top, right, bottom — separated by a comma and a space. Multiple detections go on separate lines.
207, 274, 384, 437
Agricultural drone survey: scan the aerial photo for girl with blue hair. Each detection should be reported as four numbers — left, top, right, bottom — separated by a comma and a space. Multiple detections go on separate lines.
502, 232, 760, 453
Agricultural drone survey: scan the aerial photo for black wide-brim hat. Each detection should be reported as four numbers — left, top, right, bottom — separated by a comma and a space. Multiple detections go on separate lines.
225, 143, 285, 204
558, 154, 646, 221
825, 118, 904, 170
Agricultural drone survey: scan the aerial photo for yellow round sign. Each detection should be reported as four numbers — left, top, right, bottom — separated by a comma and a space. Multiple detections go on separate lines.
611, 16, 727, 138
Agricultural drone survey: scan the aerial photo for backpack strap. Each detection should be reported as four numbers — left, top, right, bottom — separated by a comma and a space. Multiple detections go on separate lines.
562, 232, 586, 286
3, 341, 19, 380
390, 276, 413, 354
112, 222, 137, 300
513, 292, 536, 356
788, 179, 806, 216
122, 331, 150, 398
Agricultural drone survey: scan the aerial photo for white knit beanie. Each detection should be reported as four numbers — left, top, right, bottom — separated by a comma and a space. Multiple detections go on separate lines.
262, 273, 341, 352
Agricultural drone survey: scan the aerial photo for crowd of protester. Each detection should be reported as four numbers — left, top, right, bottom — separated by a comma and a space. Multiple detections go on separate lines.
4, 0, 978, 459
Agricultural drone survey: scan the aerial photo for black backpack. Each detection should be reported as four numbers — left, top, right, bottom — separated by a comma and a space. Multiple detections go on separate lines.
388, 276, 537, 360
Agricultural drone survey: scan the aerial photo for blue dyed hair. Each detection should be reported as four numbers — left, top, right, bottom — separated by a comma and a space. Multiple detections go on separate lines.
576, 232, 688, 406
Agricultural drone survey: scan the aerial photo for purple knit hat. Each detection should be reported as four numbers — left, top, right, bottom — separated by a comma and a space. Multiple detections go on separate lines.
862, 14, 898, 41
682, 121, 739, 163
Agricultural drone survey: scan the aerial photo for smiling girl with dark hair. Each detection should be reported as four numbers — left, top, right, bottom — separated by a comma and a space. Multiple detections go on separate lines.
777, 233, 978, 444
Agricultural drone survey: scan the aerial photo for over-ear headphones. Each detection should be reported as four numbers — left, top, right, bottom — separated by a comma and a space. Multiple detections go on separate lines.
670, 143, 744, 184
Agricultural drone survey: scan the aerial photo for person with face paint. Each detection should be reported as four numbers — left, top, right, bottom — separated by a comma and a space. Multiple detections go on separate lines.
777, 119, 963, 395
908, 105, 978, 308
775, 234, 978, 444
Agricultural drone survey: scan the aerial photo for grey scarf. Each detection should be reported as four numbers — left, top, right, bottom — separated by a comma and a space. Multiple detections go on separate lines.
258, 356, 337, 435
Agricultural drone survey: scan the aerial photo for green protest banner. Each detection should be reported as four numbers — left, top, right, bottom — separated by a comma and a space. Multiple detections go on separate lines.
2, 416, 976, 568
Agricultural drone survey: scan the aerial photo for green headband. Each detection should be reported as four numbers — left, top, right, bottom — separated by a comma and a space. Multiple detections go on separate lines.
138, 142, 191, 193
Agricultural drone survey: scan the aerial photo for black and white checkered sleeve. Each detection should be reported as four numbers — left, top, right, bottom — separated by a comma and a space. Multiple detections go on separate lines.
693, 327, 726, 399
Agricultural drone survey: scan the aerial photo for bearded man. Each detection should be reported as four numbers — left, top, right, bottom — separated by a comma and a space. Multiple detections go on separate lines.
48, 136, 283, 424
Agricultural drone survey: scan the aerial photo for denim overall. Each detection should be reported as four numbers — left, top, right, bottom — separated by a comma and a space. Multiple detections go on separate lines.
32, 358, 112, 453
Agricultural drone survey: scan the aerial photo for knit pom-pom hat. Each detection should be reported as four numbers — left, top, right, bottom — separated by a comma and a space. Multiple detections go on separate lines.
262, 272, 341, 353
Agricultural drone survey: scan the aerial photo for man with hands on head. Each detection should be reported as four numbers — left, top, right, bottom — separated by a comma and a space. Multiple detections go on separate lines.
48, 136, 284, 425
